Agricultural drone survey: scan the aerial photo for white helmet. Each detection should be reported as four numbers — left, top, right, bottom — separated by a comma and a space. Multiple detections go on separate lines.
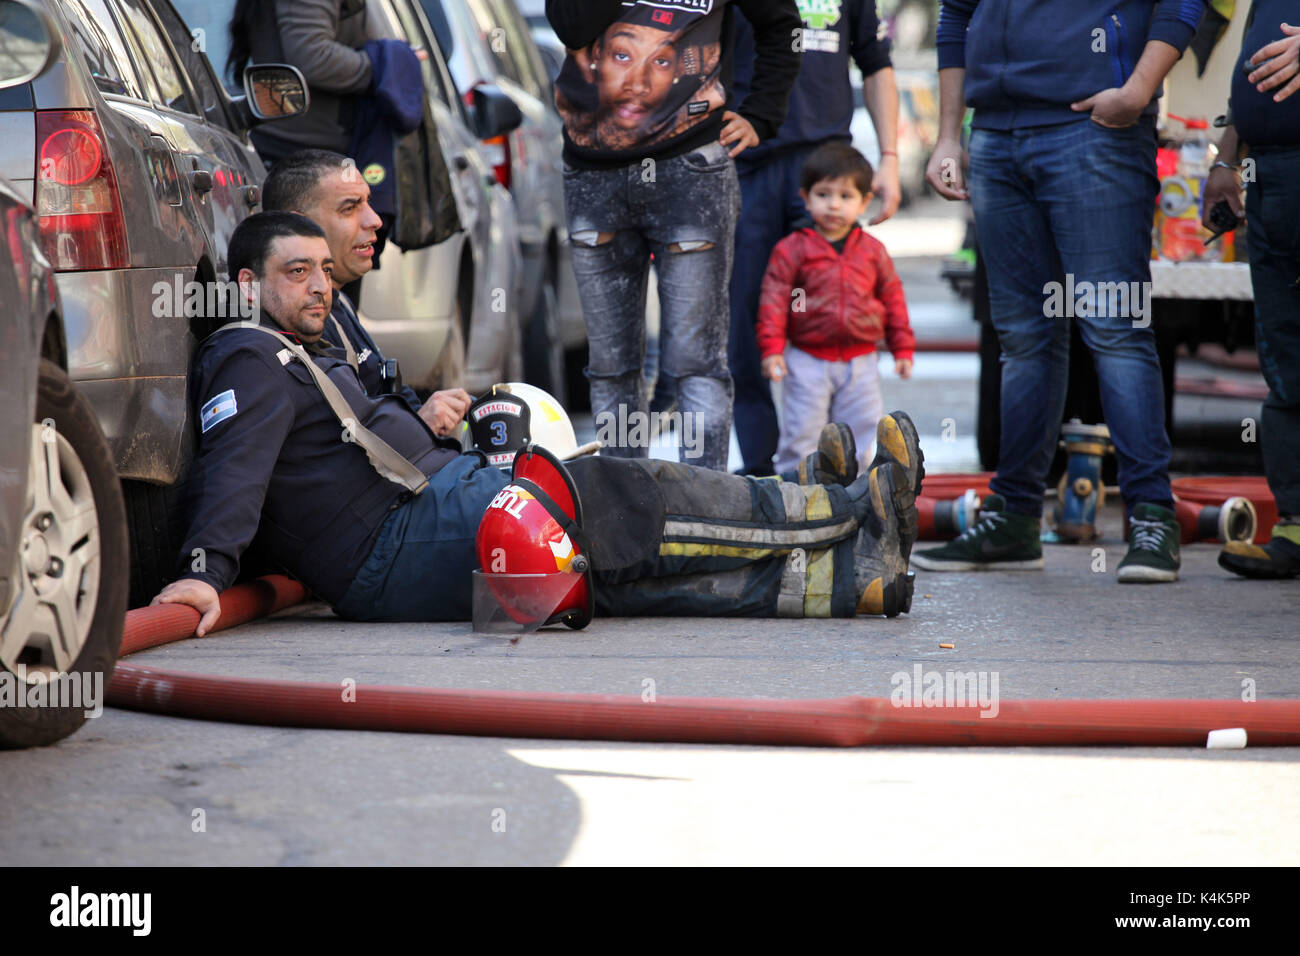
468, 382, 579, 468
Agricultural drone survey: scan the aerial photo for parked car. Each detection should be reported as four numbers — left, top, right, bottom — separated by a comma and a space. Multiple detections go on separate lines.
511, 0, 562, 80
0, 0, 129, 747
176, 0, 529, 397
4, 0, 310, 607
423, 0, 585, 405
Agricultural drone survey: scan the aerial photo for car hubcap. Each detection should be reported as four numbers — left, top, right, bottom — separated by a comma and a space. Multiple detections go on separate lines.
1, 424, 100, 681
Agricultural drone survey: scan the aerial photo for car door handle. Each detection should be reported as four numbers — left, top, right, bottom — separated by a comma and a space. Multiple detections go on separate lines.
191, 168, 213, 194
453, 154, 470, 171
243, 184, 261, 208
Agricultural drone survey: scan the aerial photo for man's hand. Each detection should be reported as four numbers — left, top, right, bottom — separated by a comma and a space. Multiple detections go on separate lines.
894, 357, 913, 380
151, 580, 221, 638
869, 153, 902, 225
720, 111, 759, 158
761, 354, 787, 382
1248, 22, 1300, 102
925, 136, 969, 200
1071, 85, 1146, 128
419, 388, 472, 437
1201, 165, 1245, 231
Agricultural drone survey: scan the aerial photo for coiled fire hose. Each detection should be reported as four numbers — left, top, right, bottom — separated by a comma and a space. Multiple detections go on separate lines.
105, 575, 1300, 747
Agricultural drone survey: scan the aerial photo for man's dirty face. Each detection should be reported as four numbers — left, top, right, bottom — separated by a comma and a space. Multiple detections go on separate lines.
298, 167, 383, 287
596, 24, 679, 132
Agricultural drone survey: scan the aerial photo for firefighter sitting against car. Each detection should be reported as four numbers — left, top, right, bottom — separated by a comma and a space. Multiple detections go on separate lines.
150, 212, 924, 632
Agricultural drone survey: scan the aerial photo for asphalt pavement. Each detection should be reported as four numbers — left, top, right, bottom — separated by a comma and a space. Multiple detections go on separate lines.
2, 198, 1295, 867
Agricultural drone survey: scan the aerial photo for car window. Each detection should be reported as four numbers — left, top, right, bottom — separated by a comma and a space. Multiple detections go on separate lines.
464, 0, 522, 87
150, 0, 230, 125
61, 0, 147, 100
393, 0, 466, 121
482, 0, 547, 99
115, 0, 196, 115
168, 0, 238, 95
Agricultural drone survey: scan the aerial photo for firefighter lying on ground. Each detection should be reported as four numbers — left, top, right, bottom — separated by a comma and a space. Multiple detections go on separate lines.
150, 212, 924, 631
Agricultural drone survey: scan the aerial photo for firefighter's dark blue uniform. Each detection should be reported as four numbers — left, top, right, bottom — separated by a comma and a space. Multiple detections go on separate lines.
321, 290, 422, 413
177, 319, 508, 615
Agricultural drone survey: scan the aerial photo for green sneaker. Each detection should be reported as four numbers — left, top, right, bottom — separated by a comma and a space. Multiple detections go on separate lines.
911, 494, 1043, 571
1117, 503, 1181, 583
1218, 524, 1300, 579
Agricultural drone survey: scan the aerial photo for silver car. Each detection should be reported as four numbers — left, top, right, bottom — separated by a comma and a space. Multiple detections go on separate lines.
3, 0, 307, 606
1, 0, 128, 747
179, 0, 529, 397
424, 0, 585, 405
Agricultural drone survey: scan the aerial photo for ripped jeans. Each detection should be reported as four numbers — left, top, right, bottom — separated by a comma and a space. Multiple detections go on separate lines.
563, 140, 742, 471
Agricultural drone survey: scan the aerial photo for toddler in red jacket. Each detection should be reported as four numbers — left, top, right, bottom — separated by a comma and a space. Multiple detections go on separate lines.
758, 141, 915, 472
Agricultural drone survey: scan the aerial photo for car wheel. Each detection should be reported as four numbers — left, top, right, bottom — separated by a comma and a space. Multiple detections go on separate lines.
0, 361, 128, 748
523, 275, 567, 406
121, 479, 184, 611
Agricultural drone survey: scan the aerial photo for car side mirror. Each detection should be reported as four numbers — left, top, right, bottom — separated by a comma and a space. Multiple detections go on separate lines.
0, 0, 59, 90
472, 84, 523, 140
242, 64, 310, 122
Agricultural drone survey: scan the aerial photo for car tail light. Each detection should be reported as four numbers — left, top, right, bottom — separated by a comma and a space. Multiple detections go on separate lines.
35, 110, 129, 271
483, 134, 512, 189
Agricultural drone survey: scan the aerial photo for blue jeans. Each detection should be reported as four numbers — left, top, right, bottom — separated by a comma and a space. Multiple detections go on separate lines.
1245, 145, 1300, 516
563, 140, 742, 471
969, 118, 1172, 517
730, 146, 817, 473
334, 454, 510, 622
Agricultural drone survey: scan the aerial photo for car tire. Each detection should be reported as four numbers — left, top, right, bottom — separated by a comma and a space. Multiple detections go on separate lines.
0, 361, 128, 748
122, 479, 184, 611
523, 276, 567, 406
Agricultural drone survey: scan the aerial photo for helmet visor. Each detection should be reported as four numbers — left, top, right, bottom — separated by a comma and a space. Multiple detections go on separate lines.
471, 569, 585, 634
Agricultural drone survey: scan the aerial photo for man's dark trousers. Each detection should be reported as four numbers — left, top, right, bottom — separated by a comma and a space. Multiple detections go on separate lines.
730, 144, 819, 475
1246, 144, 1300, 517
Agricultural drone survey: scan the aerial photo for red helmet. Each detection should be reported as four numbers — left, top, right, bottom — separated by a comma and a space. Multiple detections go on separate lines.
473, 444, 594, 632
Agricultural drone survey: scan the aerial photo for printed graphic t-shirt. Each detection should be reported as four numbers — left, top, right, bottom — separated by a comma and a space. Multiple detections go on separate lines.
554, 0, 730, 168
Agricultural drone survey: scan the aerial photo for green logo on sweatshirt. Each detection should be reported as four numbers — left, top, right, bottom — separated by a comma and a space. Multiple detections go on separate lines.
798, 0, 843, 31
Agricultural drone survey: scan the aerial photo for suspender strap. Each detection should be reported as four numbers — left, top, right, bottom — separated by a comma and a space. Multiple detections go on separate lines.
329, 314, 360, 372
213, 322, 428, 495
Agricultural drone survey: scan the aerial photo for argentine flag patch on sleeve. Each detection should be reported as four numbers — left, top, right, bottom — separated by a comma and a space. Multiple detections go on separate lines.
201, 389, 238, 433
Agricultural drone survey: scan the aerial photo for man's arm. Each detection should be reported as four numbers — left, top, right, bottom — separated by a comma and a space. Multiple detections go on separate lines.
156, 344, 295, 634
544, 0, 625, 50
727, 0, 803, 156
275, 0, 372, 94
863, 68, 900, 222
925, 66, 969, 200
1070, 1, 1206, 126
1201, 125, 1245, 231
849, 1, 900, 223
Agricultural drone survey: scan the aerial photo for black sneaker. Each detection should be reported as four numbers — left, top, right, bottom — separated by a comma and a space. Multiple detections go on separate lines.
1218, 525, 1300, 579
869, 411, 925, 559
911, 494, 1043, 571
795, 422, 858, 486
853, 462, 915, 617
1117, 503, 1181, 583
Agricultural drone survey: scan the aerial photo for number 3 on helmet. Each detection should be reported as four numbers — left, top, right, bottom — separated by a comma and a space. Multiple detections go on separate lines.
473, 444, 594, 632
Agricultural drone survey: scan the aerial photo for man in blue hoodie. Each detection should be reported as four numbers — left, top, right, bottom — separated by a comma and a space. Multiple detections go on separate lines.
915, 0, 1205, 584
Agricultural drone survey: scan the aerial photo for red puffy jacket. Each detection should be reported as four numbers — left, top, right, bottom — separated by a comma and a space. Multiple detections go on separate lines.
756, 226, 915, 364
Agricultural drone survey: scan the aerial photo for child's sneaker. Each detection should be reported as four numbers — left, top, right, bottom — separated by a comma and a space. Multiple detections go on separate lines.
911, 494, 1043, 571
853, 461, 915, 617
1116, 503, 1181, 583
1218, 524, 1300, 579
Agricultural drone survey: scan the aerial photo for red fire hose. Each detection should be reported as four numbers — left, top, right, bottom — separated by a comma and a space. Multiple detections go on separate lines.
106, 576, 1300, 747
